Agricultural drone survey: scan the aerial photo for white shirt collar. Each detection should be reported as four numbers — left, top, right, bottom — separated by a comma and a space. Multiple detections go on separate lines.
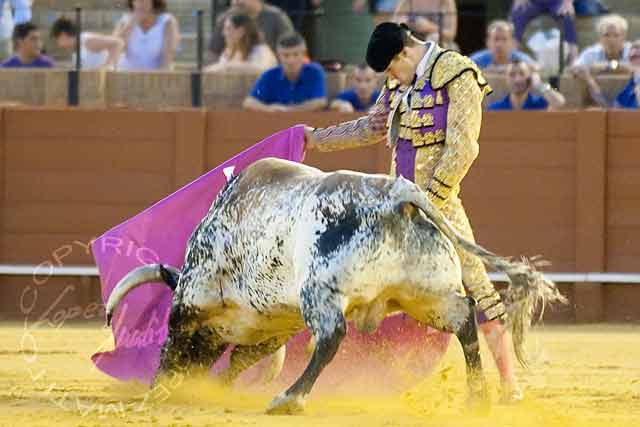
415, 41, 436, 78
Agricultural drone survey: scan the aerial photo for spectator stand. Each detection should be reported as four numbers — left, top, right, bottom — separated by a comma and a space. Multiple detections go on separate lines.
0, 2, 637, 110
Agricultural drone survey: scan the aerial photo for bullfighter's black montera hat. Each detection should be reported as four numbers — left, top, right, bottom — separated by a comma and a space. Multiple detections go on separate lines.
366, 22, 412, 72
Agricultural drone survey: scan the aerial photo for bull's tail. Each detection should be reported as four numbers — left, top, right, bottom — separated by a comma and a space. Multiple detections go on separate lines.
105, 264, 181, 326
390, 177, 567, 367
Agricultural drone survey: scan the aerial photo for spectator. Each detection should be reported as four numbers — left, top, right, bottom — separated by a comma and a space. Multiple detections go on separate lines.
330, 64, 380, 112
1, 22, 53, 68
114, 0, 180, 70
570, 14, 632, 108
488, 61, 565, 110
0, 0, 31, 59
51, 17, 124, 70
205, 13, 277, 73
393, 0, 457, 49
210, 0, 294, 63
353, 0, 397, 15
268, 0, 321, 31
243, 32, 327, 112
614, 40, 640, 109
470, 20, 536, 73
511, 0, 578, 62
353, 0, 398, 25
572, 14, 631, 72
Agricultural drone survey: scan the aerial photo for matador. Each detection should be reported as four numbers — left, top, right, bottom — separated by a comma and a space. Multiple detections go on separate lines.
305, 22, 522, 402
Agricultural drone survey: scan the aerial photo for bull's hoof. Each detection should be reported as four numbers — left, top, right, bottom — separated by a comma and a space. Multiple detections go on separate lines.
499, 384, 524, 405
466, 384, 490, 415
266, 393, 306, 415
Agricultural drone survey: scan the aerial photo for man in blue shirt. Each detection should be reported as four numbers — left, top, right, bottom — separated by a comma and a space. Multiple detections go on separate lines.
243, 32, 327, 112
488, 61, 565, 111
330, 64, 380, 113
470, 20, 536, 73
1, 22, 53, 68
614, 40, 640, 109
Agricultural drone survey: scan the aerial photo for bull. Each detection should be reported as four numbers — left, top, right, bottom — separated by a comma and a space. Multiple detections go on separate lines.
105, 158, 565, 414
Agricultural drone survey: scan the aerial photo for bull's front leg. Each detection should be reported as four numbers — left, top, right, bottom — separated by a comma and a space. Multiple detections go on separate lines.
266, 281, 346, 415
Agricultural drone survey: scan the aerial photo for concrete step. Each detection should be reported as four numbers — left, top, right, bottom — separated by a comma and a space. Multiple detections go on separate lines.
32, 0, 212, 13
32, 9, 213, 35
522, 13, 640, 51
44, 32, 205, 65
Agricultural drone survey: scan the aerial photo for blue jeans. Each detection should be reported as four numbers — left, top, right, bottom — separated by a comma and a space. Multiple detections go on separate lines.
511, 0, 578, 44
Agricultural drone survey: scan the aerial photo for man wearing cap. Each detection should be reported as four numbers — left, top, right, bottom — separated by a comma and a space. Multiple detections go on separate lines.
304, 22, 522, 402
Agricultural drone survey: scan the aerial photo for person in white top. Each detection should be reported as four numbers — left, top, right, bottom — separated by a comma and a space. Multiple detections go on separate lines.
51, 17, 124, 70
113, 0, 180, 70
204, 12, 276, 73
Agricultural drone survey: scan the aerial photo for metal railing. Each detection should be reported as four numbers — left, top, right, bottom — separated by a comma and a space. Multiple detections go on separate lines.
66, 7, 208, 107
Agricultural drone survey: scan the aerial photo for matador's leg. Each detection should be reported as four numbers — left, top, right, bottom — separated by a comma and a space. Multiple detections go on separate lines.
442, 196, 522, 403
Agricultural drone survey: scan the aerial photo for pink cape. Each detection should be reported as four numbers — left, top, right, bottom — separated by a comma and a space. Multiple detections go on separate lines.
91, 125, 450, 387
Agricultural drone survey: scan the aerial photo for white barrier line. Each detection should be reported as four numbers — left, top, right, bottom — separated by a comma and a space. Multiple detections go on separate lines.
0, 265, 100, 276
488, 272, 640, 283
0, 265, 639, 283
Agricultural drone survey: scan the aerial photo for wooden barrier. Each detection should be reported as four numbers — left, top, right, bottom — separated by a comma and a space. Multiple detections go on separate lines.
0, 70, 350, 110
0, 108, 638, 322
483, 74, 509, 107
0, 70, 104, 107
560, 73, 633, 109
106, 71, 192, 108
1, 69, 632, 111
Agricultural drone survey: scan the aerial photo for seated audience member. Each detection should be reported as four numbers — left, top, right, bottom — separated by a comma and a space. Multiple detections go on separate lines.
470, 20, 536, 72
268, 0, 321, 31
1, 22, 53, 67
204, 13, 276, 73
614, 40, 640, 109
114, 0, 180, 70
330, 64, 380, 113
570, 14, 631, 107
243, 32, 327, 112
488, 61, 565, 111
572, 14, 631, 71
0, 0, 32, 59
511, 0, 578, 61
210, 0, 293, 62
392, 0, 458, 49
51, 17, 124, 69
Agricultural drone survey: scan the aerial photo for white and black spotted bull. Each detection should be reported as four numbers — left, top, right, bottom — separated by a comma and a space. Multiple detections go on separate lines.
105, 158, 565, 414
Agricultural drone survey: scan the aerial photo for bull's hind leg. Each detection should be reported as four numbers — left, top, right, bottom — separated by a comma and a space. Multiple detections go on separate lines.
156, 304, 227, 382
441, 295, 489, 407
267, 284, 347, 415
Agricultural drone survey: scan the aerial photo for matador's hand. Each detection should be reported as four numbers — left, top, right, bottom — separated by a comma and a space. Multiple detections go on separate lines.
369, 105, 388, 134
303, 126, 316, 155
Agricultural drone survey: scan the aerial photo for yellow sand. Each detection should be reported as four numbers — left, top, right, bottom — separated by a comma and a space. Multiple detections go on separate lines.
1, 323, 639, 427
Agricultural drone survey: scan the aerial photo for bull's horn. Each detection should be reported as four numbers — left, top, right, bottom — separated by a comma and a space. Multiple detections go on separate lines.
105, 264, 180, 326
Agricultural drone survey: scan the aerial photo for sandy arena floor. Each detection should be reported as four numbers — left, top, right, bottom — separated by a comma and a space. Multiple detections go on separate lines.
1, 323, 639, 427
